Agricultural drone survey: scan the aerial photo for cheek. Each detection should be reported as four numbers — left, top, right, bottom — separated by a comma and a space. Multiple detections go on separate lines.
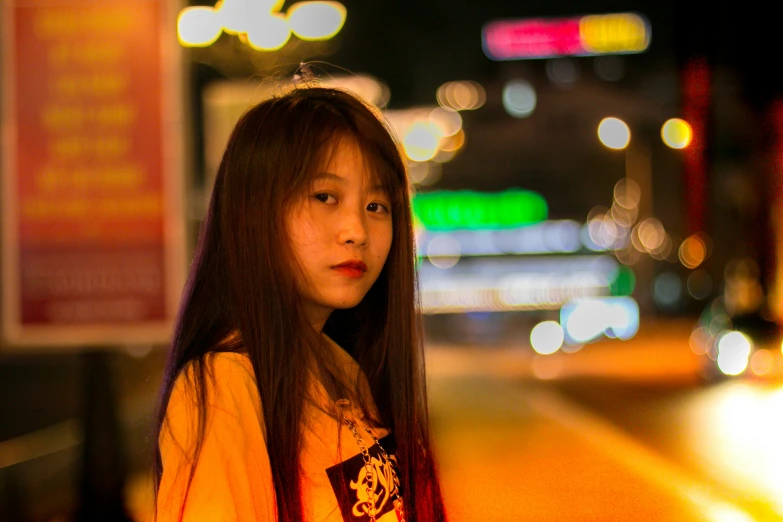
375, 224, 393, 264
288, 214, 322, 251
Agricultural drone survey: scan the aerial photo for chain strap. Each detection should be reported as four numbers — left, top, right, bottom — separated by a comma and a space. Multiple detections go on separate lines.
336, 399, 406, 522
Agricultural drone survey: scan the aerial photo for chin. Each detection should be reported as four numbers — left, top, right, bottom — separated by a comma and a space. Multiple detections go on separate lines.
324, 291, 367, 310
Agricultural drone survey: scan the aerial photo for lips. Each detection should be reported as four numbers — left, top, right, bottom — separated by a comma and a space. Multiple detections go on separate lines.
332, 260, 368, 272
332, 260, 367, 279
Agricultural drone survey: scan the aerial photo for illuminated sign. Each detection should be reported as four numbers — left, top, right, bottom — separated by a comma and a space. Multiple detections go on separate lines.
413, 189, 548, 231
2, 0, 185, 347
418, 255, 618, 313
177, 0, 346, 51
482, 12, 650, 60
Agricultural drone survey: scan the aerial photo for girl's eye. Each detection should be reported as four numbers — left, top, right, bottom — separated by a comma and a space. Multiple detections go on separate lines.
367, 202, 390, 214
314, 193, 336, 204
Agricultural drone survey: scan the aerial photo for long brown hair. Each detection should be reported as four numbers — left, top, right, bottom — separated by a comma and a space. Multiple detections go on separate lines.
153, 85, 447, 521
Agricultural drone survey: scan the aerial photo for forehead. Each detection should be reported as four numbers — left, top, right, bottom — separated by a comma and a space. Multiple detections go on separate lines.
314, 138, 387, 191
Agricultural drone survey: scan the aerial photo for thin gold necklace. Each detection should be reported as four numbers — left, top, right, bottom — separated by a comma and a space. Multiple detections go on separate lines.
336, 399, 406, 522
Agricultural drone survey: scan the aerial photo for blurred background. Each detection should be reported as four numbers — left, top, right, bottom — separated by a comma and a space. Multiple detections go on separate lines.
2, 0, 783, 520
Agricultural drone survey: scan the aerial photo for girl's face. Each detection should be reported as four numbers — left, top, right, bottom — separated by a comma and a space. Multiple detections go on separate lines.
286, 138, 394, 331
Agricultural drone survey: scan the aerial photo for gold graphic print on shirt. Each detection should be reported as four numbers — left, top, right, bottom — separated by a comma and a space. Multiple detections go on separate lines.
350, 452, 400, 518
325, 433, 401, 521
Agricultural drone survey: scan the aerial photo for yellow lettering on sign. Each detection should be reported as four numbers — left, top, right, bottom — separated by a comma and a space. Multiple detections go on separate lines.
41, 104, 137, 130
35, 164, 145, 192
52, 73, 129, 97
22, 193, 161, 220
580, 14, 649, 54
49, 136, 131, 160
35, 9, 134, 38
48, 43, 125, 68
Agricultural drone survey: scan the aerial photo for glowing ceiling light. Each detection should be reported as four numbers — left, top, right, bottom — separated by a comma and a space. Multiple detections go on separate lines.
661, 118, 693, 149
597, 117, 630, 149
288, 1, 347, 40
177, 7, 223, 47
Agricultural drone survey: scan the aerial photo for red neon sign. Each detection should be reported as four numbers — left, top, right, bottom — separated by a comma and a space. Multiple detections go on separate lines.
483, 13, 651, 60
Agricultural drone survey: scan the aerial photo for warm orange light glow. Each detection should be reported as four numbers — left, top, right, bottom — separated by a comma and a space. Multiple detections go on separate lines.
436, 81, 486, 111
679, 234, 707, 269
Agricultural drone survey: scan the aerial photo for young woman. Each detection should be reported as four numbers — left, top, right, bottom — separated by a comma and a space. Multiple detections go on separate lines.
153, 84, 448, 522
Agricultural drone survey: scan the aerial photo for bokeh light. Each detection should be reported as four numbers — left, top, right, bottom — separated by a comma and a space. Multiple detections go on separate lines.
502, 80, 537, 118
689, 326, 710, 355
177, 7, 223, 47
530, 321, 565, 355
653, 272, 682, 307
246, 15, 290, 51
287, 1, 347, 40
597, 117, 631, 149
716, 331, 752, 376
636, 218, 665, 252
661, 118, 693, 149
403, 122, 441, 162
750, 349, 774, 377
436, 81, 486, 111
613, 178, 641, 209
679, 234, 707, 268
426, 235, 461, 269
438, 129, 465, 153
429, 107, 463, 137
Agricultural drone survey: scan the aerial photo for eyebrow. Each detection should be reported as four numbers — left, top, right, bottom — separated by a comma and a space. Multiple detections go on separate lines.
312, 172, 387, 193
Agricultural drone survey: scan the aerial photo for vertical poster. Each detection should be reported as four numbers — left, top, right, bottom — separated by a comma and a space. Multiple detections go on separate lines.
2, 0, 185, 347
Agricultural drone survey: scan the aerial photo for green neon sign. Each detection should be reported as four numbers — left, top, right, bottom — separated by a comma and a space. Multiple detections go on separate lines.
609, 266, 636, 296
412, 189, 548, 231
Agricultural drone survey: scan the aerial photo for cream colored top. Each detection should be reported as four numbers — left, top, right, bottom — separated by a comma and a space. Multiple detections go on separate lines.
157, 335, 401, 521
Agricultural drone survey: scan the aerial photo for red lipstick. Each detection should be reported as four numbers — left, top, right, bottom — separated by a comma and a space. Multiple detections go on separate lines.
332, 260, 367, 279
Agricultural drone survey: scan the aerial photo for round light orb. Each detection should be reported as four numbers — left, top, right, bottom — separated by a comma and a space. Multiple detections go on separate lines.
598, 117, 631, 150
530, 321, 565, 355
661, 118, 693, 149
502, 79, 537, 118
177, 7, 223, 47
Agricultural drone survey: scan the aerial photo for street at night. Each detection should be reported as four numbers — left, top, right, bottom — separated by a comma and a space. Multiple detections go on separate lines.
3, 0, 783, 520
426, 319, 783, 521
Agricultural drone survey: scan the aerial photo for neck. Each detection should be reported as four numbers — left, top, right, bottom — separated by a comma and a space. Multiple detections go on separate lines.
303, 301, 332, 332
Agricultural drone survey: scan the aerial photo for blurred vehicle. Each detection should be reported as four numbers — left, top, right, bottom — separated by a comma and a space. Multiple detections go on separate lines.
691, 297, 783, 380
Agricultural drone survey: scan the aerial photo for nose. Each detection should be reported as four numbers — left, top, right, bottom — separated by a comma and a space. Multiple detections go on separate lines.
337, 206, 369, 247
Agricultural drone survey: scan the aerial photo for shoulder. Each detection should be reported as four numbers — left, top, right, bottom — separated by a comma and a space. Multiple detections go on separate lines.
166, 351, 263, 432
